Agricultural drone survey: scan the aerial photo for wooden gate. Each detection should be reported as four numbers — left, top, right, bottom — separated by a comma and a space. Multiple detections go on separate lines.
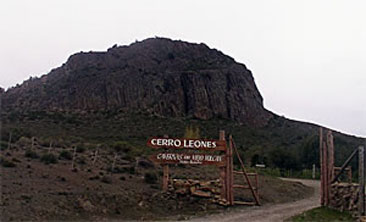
319, 128, 365, 218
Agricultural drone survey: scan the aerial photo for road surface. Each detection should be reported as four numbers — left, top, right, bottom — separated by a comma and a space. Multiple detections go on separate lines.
189, 178, 320, 222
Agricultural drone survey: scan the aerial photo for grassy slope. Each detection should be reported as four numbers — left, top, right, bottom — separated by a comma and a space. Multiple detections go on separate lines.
1, 110, 363, 171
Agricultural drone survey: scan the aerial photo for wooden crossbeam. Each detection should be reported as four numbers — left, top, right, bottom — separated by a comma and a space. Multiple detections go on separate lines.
234, 201, 256, 206
231, 138, 261, 206
359, 145, 365, 216
233, 184, 258, 190
233, 171, 257, 176
331, 147, 359, 184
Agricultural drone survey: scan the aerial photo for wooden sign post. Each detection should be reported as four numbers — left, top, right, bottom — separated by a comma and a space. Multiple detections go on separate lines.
359, 146, 365, 217
219, 131, 227, 201
147, 131, 260, 206
163, 165, 169, 192
226, 135, 234, 205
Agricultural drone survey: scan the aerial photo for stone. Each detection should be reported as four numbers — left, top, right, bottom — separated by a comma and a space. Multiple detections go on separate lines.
77, 198, 95, 212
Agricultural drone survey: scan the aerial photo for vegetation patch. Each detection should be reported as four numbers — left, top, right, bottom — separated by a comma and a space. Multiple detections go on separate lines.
287, 207, 355, 222
25, 149, 39, 159
144, 172, 158, 184
100, 176, 112, 184
0, 158, 16, 167
40, 153, 58, 164
59, 150, 72, 160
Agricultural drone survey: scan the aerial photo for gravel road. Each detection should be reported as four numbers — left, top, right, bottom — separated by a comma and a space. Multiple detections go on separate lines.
189, 178, 320, 222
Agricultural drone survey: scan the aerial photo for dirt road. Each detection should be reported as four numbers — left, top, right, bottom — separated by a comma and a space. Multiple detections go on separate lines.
189, 178, 320, 222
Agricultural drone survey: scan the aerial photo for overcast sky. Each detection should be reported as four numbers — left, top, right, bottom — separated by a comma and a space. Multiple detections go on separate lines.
1, 0, 365, 137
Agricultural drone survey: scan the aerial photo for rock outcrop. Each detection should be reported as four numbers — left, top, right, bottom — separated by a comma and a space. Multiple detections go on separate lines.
1, 38, 272, 126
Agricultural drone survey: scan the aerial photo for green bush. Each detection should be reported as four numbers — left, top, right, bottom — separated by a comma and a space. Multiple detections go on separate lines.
128, 166, 135, 174
40, 153, 58, 164
257, 167, 281, 177
38, 138, 53, 147
100, 176, 112, 184
75, 146, 85, 153
17, 137, 32, 147
0, 141, 8, 150
59, 150, 72, 160
0, 158, 16, 167
112, 141, 132, 153
76, 156, 86, 164
12, 157, 21, 163
25, 149, 39, 159
184, 125, 200, 139
144, 172, 157, 184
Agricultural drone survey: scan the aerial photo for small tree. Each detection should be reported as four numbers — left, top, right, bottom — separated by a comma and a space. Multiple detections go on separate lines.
184, 125, 200, 139
59, 150, 72, 160
144, 172, 157, 184
40, 153, 58, 164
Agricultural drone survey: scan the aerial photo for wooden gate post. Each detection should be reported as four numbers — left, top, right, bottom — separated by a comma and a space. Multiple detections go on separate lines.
7, 131, 12, 149
323, 140, 329, 206
227, 135, 234, 205
319, 128, 331, 206
359, 145, 365, 217
327, 131, 334, 205
162, 134, 170, 192
327, 131, 334, 184
31, 137, 35, 150
319, 127, 324, 206
163, 165, 169, 192
219, 130, 227, 201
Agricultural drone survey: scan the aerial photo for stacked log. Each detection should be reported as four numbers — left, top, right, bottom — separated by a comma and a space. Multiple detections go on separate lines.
330, 183, 359, 213
168, 179, 227, 205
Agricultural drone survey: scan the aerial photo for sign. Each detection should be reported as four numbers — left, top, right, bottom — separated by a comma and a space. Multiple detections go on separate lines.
149, 152, 225, 166
147, 137, 226, 151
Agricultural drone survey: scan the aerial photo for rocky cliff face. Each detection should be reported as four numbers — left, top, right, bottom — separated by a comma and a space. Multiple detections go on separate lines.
1, 38, 272, 126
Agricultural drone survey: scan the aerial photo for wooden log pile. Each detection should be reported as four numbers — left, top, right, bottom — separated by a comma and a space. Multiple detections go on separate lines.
168, 179, 228, 205
330, 183, 360, 213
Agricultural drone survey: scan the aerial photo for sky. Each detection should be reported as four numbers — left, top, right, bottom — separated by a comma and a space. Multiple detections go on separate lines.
0, 0, 365, 137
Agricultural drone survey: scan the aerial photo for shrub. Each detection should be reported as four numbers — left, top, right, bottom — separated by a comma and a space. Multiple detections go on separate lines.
144, 172, 157, 184
12, 158, 21, 163
0, 141, 8, 150
150, 185, 159, 189
184, 125, 200, 139
107, 166, 123, 174
17, 137, 32, 147
112, 141, 132, 153
38, 138, 53, 147
40, 153, 58, 164
100, 176, 112, 184
128, 166, 135, 175
76, 157, 86, 164
25, 149, 39, 159
59, 150, 72, 160
0, 158, 16, 167
89, 175, 100, 180
75, 146, 85, 153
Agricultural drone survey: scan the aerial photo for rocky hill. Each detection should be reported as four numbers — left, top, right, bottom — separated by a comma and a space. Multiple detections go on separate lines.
0, 38, 363, 171
1, 38, 272, 127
